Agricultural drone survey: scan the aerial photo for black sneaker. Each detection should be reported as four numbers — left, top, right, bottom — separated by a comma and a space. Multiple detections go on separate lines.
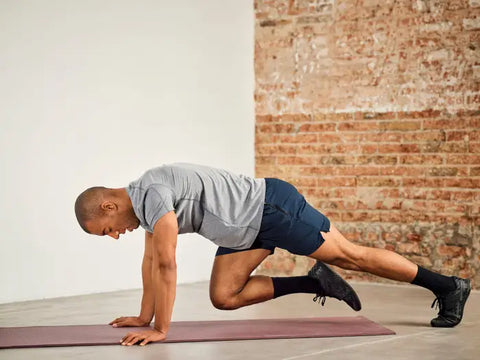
307, 261, 362, 311
430, 277, 471, 328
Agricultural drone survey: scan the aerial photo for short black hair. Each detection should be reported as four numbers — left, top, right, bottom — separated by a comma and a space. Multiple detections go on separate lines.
74, 186, 107, 233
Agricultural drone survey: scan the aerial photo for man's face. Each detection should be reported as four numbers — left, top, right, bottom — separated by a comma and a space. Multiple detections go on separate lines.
85, 206, 140, 240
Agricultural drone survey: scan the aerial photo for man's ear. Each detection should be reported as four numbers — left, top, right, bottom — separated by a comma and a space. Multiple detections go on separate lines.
101, 201, 117, 212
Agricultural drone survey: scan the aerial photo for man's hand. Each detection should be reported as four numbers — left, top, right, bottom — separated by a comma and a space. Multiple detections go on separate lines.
109, 316, 150, 328
121, 329, 166, 346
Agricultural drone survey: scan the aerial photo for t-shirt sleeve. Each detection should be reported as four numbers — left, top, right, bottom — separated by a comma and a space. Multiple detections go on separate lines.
144, 185, 175, 230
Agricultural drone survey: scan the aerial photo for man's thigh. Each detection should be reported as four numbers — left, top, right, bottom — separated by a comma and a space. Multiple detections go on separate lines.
210, 248, 271, 296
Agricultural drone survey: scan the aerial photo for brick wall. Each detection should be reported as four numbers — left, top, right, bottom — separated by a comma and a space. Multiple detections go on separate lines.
254, 0, 480, 288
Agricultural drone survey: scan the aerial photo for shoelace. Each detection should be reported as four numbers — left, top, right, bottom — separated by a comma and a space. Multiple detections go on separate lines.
313, 294, 326, 306
431, 296, 444, 312
431, 295, 448, 314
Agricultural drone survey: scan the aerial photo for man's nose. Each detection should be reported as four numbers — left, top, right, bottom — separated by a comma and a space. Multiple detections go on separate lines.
108, 231, 119, 240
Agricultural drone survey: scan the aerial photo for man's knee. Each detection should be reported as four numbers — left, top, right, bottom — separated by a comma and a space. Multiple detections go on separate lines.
210, 291, 238, 310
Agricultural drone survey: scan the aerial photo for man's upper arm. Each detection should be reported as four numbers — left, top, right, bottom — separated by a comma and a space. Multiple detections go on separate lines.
144, 186, 175, 232
151, 211, 178, 266
144, 231, 154, 261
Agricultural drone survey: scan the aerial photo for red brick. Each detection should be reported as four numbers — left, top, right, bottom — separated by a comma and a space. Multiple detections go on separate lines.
315, 134, 343, 143
257, 123, 296, 133
336, 166, 380, 176
359, 144, 378, 154
439, 142, 469, 153
446, 154, 480, 164
256, 133, 277, 144
256, 144, 297, 155
354, 112, 397, 120
302, 187, 331, 198
444, 178, 480, 188
379, 166, 426, 176
332, 188, 356, 197
278, 134, 318, 143
279, 114, 312, 122
401, 154, 444, 165
316, 177, 356, 187
359, 132, 402, 142
379, 121, 422, 131
319, 155, 356, 165
336, 144, 360, 153
444, 203, 468, 213
378, 144, 420, 153
400, 188, 428, 200
450, 191, 477, 201
446, 131, 470, 141
357, 155, 398, 165
402, 131, 446, 142
342, 211, 381, 222
255, 156, 276, 165
379, 188, 401, 198
427, 190, 452, 201
297, 144, 334, 154
428, 167, 460, 176
424, 118, 471, 130
322, 112, 353, 121
402, 177, 443, 187
338, 121, 380, 131
277, 156, 317, 165
470, 143, 480, 153
256, 114, 274, 123
299, 166, 335, 176
471, 167, 480, 176
469, 131, 480, 141
357, 177, 401, 187
298, 123, 337, 132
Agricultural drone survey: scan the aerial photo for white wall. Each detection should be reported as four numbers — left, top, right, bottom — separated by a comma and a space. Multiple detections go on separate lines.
0, 0, 254, 304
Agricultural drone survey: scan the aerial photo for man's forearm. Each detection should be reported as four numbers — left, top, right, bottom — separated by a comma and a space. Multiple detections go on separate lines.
139, 257, 155, 323
152, 264, 177, 334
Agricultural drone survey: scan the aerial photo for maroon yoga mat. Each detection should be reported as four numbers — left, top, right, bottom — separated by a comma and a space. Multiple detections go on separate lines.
0, 316, 395, 349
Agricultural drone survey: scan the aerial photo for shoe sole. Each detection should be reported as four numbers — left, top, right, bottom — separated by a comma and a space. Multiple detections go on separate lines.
455, 279, 471, 325
308, 261, 362, 311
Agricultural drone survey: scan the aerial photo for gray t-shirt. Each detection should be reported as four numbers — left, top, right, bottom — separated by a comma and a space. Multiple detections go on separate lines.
126, 163, 266, 250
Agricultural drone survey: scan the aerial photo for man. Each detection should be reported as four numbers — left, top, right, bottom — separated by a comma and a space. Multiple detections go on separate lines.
74, 163, 471, 346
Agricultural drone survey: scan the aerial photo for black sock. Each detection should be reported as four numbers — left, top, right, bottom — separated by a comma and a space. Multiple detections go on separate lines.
411, 265, 456, 295
272, 276, 318, 298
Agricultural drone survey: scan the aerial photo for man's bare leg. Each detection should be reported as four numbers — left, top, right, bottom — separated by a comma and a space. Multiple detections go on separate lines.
309, 224, 418, 282
209, 223, 420, 310
210, 223, 469, 328
209, 244, 357, 310
209, 248, 274, 310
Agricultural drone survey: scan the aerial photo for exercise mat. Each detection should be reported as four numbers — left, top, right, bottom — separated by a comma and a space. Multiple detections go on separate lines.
0, 316, 395, 349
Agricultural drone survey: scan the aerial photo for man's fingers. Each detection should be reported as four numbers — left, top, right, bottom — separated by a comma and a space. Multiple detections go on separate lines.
122, 335, 134, 345
139, 337, 150, 346
110, 317, 125, 325
126, 335, 144, 346
113, 318, 134, 327
122, 332, 135, 343
121, 332, 144, 346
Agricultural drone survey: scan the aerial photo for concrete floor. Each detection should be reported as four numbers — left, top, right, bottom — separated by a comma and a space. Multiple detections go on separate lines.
0, 282, 479, 360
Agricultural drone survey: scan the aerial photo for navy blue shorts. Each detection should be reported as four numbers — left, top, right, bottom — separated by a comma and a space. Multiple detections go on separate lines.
215, 178, 331, 257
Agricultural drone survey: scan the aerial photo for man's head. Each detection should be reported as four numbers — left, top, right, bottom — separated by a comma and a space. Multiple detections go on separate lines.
74, 187, 140, 239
